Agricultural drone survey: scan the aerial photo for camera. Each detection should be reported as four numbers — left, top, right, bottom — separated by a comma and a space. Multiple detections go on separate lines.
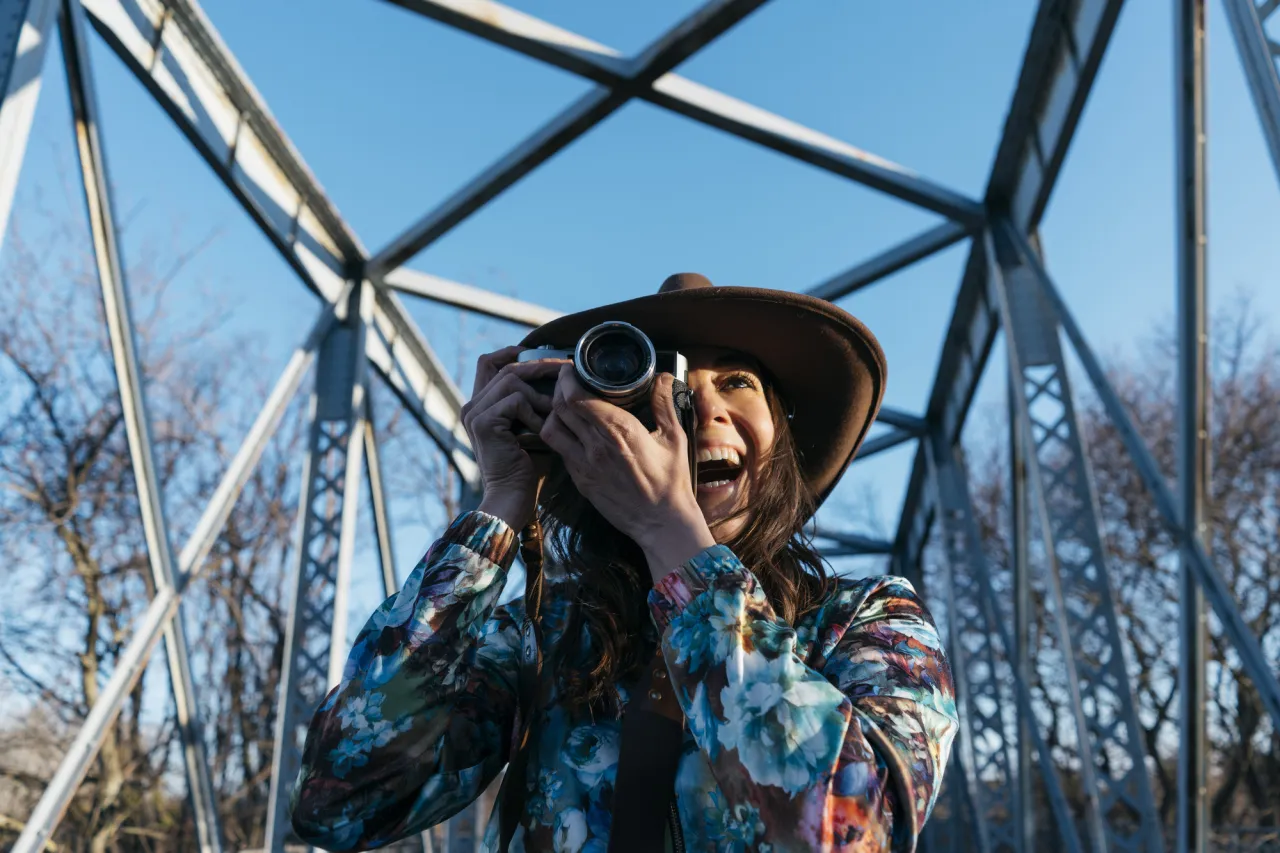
515, 322, 698, 486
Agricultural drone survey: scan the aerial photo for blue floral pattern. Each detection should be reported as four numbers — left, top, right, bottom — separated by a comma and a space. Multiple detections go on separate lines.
290, 512, 957, 851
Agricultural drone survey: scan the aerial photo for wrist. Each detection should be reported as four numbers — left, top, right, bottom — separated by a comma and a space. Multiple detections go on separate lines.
477, 492, 534, 531
640, 509, 716, 584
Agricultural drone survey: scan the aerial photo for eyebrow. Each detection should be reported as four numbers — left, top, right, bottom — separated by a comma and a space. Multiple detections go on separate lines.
711, 353, 762, 371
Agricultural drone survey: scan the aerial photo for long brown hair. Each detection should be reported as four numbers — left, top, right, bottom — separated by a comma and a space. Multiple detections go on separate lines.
538, 382, 833, 714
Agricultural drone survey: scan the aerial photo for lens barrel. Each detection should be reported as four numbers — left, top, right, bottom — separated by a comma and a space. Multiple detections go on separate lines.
573, 322, 656, 406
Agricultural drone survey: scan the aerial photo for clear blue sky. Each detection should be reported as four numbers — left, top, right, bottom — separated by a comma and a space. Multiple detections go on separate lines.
8, 0, 1280, 616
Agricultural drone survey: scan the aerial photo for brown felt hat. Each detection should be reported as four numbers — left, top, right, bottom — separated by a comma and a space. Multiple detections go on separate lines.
520, 273, 887, 509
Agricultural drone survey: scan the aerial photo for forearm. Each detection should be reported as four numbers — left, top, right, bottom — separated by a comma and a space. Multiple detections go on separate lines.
291, 511, 521, 849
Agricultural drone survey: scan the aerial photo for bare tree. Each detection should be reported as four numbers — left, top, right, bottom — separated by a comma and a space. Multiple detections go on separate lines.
959, 294, 1280, 845
0, 190, 305, 851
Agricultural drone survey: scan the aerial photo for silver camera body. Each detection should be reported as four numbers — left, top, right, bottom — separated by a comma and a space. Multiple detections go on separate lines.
517, 321, 688, 406
515, 322, 697, 486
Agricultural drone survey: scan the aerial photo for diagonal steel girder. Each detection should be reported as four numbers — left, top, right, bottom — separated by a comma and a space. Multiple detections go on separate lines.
0, 0, 57, 251
1222, 0, 1280, 185
11, 298, 342, 853
894, 0, 1126, 574
81, 0, 478, 486
368, 0, 773, 275
57, 0, 223, 848
369, 0, 983, 276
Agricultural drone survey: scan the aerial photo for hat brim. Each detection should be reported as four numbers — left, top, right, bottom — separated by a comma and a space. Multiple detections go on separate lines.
520, 286, 886, 510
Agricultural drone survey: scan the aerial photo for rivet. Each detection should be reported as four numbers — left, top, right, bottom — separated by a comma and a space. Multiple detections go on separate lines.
649, 689, 663, 701
654, 669, 668, 680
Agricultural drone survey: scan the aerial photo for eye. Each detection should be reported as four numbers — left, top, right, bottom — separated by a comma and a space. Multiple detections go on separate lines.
720, 371, 760, 392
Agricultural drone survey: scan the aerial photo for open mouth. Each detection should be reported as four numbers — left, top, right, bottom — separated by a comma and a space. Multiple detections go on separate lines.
696, 448, 745, 493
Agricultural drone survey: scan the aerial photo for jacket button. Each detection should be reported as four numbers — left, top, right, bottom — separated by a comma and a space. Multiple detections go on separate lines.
654, 669, 668, 680
649, 689, 663, 701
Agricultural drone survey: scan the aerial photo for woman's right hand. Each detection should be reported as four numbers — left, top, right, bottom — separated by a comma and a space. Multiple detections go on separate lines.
462, 346, 566, 530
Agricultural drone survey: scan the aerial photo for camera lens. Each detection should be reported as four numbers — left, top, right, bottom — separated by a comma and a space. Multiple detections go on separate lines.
583, 331, 646, 385
574, 322, 656, 403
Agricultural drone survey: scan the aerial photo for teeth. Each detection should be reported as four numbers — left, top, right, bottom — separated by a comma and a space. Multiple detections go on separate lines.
699, 479, 735, 490
696, 447, 742, 466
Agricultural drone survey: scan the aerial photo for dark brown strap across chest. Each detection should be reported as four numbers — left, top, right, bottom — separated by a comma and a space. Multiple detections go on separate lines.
607, 650, 686, 853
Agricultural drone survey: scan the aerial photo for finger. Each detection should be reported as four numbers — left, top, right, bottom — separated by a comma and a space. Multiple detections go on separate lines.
649, 373, 682, 439
539, 411, 584, 461
476, 390, 547, 436
472, 346, 526, 399
551, 368, 603, 440
469, 362, 565, 418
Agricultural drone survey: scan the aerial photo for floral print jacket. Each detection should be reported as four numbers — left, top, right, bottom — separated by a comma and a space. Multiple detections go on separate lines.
290, 511, 958, 852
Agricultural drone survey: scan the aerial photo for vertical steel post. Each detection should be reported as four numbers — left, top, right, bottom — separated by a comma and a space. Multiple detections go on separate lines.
1175, 0, 1210, 849
57, 1, 224, 849
0, 0, 55, 250
1008, 371, 1035, 853
265, 280, 372, 852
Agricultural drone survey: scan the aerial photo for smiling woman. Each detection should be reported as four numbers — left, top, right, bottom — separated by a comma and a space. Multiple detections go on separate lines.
287, 273, 958, 853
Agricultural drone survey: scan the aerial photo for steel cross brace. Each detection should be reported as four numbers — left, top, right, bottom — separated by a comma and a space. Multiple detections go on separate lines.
927, 431, 1084, 853
997, 219, 1280, 733
1222, 0, 1280, 185
264, 281, 374, 851
987, 228, 1164, 853
369, 0, 983, 276
78, 0, 481, 488
0, 0, 56, 249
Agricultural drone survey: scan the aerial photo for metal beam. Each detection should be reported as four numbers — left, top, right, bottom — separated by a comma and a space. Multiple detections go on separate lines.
806, 221, 970, 303
83, 0, 480, 486
853, 428, 916, 460
892, 244, 999, 571
1222, 0, 1280, 186
368, 0, 771, 275
989, 228, 1161, 852
265, 282, 372, 852
374, 0, 983, 266
875, 406, 927, 434
1001, 218, 1280, 730
368, 286, 480, 486
895, 0, 1128, 588
11, 302, 334, 853
81, 0, 357, 278
929, 433, 1084, 853
987, 0, 1127, 231
1175, 0, 1210, 848
57, 1, 222, 848
813, 528, 894, 555
1008, 371, 1035, 852
366, 394, 399, 600
0, 0, 56, 252
381, 267, 562, 327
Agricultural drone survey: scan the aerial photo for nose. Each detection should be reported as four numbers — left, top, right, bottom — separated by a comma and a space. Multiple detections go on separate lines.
693, 386, 730, 428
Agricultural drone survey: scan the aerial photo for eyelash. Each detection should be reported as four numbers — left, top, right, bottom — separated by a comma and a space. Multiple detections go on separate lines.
720, 372, 759, 391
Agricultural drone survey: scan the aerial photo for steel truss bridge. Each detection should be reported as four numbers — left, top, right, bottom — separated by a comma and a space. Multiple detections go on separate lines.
2, 0, 1280, 850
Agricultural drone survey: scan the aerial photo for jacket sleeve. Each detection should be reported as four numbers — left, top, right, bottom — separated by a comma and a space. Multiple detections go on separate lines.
647, 545, 958, 852
289, 511, 522, 851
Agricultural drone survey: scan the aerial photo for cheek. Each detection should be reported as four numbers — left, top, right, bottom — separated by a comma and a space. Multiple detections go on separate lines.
742, 404, 776, 472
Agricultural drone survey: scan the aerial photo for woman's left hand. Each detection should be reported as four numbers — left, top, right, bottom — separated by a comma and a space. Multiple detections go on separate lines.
539, 365, 716, 582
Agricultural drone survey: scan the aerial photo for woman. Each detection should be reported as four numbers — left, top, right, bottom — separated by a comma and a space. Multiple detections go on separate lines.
289, 274, 958, 852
